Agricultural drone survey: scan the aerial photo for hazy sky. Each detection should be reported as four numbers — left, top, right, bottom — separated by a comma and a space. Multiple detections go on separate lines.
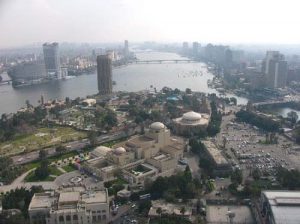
1, 0, 300, 48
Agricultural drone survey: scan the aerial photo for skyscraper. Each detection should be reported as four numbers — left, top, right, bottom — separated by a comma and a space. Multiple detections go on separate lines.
262, 51, 287, 88
182, 42, 189, 55
43, 42, 61, 79
124, 40, 129, 58
97, 55, 112, 95
192, 42, 199, 57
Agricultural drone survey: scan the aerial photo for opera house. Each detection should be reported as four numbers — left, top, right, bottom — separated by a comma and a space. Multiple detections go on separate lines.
84, 122, 186, 186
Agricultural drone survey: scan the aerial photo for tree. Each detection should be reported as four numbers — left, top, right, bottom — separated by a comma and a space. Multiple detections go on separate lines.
287, 111, 298, 126
180, 206, 186, 217
185, 88, 192, 94
156, 207, 162, 223
88, 131, 98, 146
35, 160, 49, 180
25, 100, 31, 109
231, 169, 243, 185
55, 145, 67, 154
252, 168, 261, 180
39, 149, 47, 160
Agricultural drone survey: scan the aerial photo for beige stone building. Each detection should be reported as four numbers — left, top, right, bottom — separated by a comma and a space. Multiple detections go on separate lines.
28, 188, 109, 224
85, 122, 186, 185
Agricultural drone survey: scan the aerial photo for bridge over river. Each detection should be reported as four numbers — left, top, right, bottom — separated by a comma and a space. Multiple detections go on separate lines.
253, 98, 300, 107
128, 59, 198, 64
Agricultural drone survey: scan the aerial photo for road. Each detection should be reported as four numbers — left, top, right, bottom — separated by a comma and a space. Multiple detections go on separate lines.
185, 152, 201, 179
12, 130, 128, 165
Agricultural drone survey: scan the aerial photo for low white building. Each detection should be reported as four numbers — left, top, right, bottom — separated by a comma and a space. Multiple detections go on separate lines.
260, 190, 300, 224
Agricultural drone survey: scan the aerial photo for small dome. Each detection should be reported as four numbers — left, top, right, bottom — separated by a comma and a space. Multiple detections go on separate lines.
114, 147, 126, 154
150, 122, 165, 130
182, 111, 202, 121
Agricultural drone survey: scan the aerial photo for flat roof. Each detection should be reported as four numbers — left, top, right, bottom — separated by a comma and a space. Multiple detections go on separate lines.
263, 191, 300, 224
128, 135, 154, 145
81, 191, 107, 204
59, 192, 80, 204
202, 140, 229, 166
29, 193, 53, 210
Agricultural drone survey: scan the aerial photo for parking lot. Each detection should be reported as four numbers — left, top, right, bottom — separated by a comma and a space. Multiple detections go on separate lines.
216, 111, 300, 178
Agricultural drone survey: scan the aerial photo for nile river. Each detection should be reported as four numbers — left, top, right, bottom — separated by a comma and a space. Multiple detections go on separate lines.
0, 51, 248, 115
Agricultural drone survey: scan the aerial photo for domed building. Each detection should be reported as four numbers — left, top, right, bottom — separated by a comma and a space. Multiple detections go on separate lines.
149, 122, 165, 131
114, 147, 126, 155
173, 111, 210, 136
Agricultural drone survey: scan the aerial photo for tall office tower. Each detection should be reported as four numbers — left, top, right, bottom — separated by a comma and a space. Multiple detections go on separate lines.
182, 42, 189, 55
97, 55, 112, 95
43, 42, 61, 79
192, 42, 199, 57
124, 40, 129, 58
262, 51, 287, 88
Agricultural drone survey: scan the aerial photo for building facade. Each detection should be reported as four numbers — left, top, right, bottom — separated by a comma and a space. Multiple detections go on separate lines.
97, 55, 112, 95
43, 42, 61, 79
262, 51, 288, 88
28, 188, 109, 224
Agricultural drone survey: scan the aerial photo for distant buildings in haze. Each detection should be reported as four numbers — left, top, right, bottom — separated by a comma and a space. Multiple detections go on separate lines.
262, 51, 288, 88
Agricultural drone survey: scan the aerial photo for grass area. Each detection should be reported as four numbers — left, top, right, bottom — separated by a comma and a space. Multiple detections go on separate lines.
62, 164, 76, 172
25, 166, 63, 182
0, 127, 87, 156
104, 178, 128, 188
149, 216, 192, 224
102, 137, 128, 148
24, 151, 78, 170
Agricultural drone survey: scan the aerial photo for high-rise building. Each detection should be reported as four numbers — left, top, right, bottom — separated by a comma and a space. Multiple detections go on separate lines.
182, 42, 189, 55
124, 40, 129, 58
97, 55, 112, 95
192, 42, 199, 57
262, 51, 287, 88
43, 42, 61, 79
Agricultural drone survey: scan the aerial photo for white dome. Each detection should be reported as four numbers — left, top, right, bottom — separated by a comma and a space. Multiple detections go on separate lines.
182, 111, 202, 121
150, 122, 165, 130
114, 147, 126, 154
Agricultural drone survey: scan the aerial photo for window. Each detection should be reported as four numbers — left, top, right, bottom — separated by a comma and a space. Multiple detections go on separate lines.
73, 215, 78, 220
92, 211, 96, 214
92, 216, 96, 221
102, 215, 106, 220
98, 215, 101, 220
66, 215, 71, 221
59, 216, 64, 222
102, 210, 106, 213
97, 210, 101, 213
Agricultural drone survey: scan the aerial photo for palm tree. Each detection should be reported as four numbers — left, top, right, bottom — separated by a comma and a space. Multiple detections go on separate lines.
180, 206, 186, 217
156, 207, 162, 223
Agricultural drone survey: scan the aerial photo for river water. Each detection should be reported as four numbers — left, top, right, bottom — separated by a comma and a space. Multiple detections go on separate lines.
0, 51, 248, 115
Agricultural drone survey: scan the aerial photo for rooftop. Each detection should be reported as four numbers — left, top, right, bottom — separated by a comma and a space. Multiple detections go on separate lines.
263, 191, 300, 224
81, 191, 107, 204
29, 193, 53, 210
202, 140, 229, 166
59, 192, 80, 204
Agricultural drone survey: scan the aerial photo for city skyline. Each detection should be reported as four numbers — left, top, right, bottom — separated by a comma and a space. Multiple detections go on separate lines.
1, 0, 300, 48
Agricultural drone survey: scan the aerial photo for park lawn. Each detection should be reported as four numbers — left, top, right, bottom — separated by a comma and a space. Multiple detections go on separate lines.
102, 137, 128, 148
0, 126, 87, 156
62, 164, 76, 172
24, 151, 78, 171
25, 166, 63, 182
